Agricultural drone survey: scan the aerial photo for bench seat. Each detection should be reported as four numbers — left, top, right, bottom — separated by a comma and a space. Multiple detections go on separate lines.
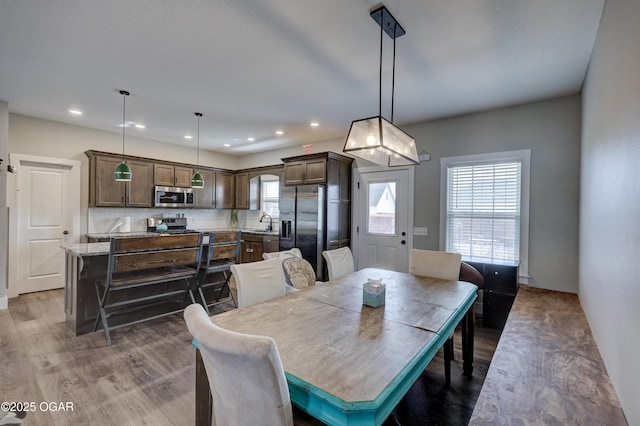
94, 233, 202, 345
469, 286, 626, 425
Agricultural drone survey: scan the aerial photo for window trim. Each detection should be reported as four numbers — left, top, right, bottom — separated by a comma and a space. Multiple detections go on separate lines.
439, 149, 530, 282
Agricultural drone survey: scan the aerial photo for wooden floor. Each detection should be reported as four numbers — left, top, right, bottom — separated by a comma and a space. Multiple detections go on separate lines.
1, 289, 500, 425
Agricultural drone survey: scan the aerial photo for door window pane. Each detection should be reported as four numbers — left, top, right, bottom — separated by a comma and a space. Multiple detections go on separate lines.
367, 181, 396, 234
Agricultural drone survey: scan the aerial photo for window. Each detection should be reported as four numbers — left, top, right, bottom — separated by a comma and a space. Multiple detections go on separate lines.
367, 181, 397, 235
440, 150, 530, 275
261, 177, 279, 218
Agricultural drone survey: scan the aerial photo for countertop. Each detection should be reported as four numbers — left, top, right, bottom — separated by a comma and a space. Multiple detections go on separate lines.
85, 228, 278, 239
68, 228, 279, 257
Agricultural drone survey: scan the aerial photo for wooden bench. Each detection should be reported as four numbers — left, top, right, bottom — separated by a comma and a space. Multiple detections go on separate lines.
94, 233, 203, 345
469, 286, 627, 425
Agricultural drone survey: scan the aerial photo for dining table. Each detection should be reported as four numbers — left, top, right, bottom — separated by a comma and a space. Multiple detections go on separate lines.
193, 267, 478, 425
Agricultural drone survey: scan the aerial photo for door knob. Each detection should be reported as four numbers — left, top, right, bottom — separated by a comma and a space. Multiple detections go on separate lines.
401, 231, 406, 236
63, 230, 69, 235
401, 240, 406, 245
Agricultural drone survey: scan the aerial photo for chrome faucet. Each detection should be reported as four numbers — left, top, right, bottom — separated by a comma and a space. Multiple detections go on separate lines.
259, 213, 273, 231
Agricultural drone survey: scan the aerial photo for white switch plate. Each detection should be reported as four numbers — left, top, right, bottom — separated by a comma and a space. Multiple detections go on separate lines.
414, 227, 428, 236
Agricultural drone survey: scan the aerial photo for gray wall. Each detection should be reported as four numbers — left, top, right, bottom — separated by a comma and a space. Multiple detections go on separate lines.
580, 0, 640, 423
0, 101, 7, 308
406, 95, 581, 293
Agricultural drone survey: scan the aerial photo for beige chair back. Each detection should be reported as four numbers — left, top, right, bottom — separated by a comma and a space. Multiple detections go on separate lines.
322, 247, 355, 281
409, 249, 461, 280
184, 304, 293, 426
262, 248, 303, 261
231, 258, 288, 308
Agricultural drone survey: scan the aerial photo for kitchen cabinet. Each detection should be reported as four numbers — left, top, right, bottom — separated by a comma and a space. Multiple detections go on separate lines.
465, 259, 519, 329
87, 152, 154, 207
235, 172, 249, 209
154, 163, 192, 187
240, 232, 279, 263
215, 171, 235, 209
235, 165, 285, 210
194, 170, 216, 208
283, 156, 327, 185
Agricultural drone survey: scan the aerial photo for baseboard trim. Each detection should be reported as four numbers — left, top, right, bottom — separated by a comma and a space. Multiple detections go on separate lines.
0, 295, 8, 310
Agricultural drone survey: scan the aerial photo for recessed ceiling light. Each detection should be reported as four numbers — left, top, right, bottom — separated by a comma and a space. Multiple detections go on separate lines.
310, 122, 319, 127
184, 135, 193, 140
68, 109, 83, 115
135, 124, 146, 129
275, 130, 284, 135
247, 137, 255, 142
223, 143, 231, 147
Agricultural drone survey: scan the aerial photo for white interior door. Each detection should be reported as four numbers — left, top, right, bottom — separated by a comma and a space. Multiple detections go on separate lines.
15, 160, 75, 294
355, 168, 413, 272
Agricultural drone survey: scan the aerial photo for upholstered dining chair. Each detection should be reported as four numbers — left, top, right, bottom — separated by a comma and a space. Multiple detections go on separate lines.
322, 246, 355, 281
409, 249, 462, 281
230, 258, 288, 308
262, 248, 303, 261
183, 303, 294, 426
281, 257, 319, 289
409, 249, 462, 386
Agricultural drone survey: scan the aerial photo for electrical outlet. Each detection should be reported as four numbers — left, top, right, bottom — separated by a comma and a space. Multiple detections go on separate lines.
413, 227, 428, 236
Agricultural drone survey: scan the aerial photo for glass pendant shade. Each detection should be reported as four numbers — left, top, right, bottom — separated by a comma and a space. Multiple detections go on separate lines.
114, 90, 132, 181
344, 116, 419, 166
191, 172, 204, 188
114, 161, 132, 181
191, 112, 204, 188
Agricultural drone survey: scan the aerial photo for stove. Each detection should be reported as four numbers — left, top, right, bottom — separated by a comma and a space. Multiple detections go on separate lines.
147, 217, 196, 234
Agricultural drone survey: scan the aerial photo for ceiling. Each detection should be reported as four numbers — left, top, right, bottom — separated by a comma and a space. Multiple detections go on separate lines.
0, 0, 604, 156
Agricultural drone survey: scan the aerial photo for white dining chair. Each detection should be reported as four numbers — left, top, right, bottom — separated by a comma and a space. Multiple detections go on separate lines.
322, 247, 355, 280
231, 258, 288, 308
184, 303, 294, 426
409, 249, 461, 280
262, 248, 303, 261
409, 248, 462, 387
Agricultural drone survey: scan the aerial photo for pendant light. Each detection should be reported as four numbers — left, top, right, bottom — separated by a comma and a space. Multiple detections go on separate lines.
191, 112, 204, 188
114, 90, 133, 181
343, 5, 419, 167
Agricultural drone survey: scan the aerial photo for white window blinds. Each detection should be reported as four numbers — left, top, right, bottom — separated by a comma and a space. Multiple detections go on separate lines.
446, 161, 521, 261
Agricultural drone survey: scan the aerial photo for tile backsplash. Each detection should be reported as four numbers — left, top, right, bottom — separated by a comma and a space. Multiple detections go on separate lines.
88, 208, 278, 234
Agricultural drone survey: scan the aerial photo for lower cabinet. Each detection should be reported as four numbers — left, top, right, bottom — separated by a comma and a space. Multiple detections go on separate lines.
465, 259, 519, 329
240, 233, 279, 263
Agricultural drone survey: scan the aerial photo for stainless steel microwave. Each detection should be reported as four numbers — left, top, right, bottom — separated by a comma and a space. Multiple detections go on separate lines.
154, 186, 194, 208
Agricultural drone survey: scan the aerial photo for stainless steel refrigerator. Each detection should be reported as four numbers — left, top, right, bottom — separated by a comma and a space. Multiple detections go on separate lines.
279, 185, 326, 280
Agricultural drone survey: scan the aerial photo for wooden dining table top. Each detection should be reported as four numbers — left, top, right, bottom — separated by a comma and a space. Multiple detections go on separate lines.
209, 267, 478, 420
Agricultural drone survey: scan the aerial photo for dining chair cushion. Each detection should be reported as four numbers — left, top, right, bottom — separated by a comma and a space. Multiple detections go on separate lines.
409, 249, 461, 281
231, 258, 288, 308
281, 257, 317, 289
322, 247, 355, 281
184, 304, 293, 426
262, 248, 303, 261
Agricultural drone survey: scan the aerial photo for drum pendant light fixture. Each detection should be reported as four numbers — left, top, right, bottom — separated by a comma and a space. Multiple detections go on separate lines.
191, 112, 204, 188
114, 90, 133, 181
343, 5, 419, 167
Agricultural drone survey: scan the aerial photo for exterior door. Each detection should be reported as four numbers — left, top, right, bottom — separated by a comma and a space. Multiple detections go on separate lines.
355, 168, 413, 272
14, 158, 78, 294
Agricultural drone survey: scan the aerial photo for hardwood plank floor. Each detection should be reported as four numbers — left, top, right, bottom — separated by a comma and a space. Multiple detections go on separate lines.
2, 289, 499, 425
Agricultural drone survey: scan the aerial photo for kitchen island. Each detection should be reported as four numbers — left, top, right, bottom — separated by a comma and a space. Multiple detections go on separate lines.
62, 229, 279, 335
